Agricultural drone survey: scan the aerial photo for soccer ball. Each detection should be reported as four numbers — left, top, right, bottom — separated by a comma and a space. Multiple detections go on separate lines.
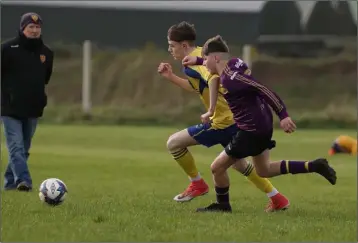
39, 178, 68, 206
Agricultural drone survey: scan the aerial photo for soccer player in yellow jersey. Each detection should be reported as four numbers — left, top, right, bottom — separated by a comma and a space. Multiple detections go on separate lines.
157, 21, 289, 212
329, 135, 357, 156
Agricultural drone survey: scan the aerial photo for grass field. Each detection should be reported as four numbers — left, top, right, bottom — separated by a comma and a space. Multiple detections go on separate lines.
1, 125, 356, 242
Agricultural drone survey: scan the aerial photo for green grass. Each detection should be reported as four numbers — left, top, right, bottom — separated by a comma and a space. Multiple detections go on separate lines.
1, 125, 356, 242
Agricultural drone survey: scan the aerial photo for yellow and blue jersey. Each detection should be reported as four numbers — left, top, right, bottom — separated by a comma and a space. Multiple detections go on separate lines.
183, 47, 235, 129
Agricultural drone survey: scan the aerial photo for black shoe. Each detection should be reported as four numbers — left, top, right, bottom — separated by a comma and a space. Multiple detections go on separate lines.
311, 158, 337, 185
16, 182, 32, 192
196, 202, 232, 213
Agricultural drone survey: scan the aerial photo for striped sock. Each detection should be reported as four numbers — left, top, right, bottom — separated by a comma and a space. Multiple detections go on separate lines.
215, 186, 229, 204
171, 148, 200, 179
280, 160, 311, 174
244, 162, 277, 197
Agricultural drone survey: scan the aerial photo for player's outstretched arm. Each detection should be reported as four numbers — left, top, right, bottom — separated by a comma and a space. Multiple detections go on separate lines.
158, 62, 194, 92
201, 76, 220, 123
168, 73, 195, 92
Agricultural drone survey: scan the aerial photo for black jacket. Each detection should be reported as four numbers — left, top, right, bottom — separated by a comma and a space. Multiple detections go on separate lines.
1, 33, 54, 118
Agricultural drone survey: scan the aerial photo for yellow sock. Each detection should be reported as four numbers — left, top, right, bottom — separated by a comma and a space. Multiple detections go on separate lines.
171, 148, 199, 179
243, 162, 275, 194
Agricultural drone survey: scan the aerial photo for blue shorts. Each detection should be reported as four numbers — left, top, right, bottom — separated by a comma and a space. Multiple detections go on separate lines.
187, 123, 239, 148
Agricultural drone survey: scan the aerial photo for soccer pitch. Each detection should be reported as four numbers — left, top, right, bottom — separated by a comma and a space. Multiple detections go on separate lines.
1, 125, 356, 242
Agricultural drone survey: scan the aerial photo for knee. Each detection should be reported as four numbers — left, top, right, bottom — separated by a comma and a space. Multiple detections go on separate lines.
166, 134, 182, 151
7, 140, 24, 154
8, 145, 25, 159
211, 162, 225, 176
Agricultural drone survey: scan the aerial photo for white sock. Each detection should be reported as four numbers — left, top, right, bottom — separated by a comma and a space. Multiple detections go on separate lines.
266, 188, 279, 198
190, 173, 201, 182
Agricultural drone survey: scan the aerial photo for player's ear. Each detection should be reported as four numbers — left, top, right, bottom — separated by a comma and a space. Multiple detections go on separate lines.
214, 55, 220, 63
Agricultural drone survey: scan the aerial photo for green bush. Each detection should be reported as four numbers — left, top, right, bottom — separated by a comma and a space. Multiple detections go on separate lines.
42, 42, 356, 128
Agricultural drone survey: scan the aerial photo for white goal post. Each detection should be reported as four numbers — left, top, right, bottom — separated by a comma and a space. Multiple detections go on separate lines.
242, 44, 255, 69
82, 40, 92, 116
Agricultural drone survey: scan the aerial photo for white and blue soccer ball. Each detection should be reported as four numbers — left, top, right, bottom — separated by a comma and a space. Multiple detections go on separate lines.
39, 178, 68, 206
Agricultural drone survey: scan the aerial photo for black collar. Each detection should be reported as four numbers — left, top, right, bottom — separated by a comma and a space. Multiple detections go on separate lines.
18, 32, 43, 51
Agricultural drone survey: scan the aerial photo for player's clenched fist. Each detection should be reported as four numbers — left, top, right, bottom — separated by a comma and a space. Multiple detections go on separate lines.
182, 56, 197, 66
280, 117, 296, 134
157, 62, 166, 73
200, 111, 213, 124
158, 63, 173, 79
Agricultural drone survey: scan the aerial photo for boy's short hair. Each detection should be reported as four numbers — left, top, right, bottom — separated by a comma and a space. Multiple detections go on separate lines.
202, 35, 229, 56
167, 21, 196, 44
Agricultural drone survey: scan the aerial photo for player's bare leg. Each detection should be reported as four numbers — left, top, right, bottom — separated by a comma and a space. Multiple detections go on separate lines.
251, 150, 337, 185
196, 151, 290, 213
196, 150, 233, 212
167, 128, 290, 205
167, 129, 209, 202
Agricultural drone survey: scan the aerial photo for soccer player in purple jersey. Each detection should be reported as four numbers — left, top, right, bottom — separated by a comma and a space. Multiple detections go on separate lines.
157, 22, 291, 213
183, 35, 337, 213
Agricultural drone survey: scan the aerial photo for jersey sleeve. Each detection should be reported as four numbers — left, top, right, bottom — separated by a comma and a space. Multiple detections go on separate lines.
230, 71, 289, 120
181, 66, 196, 90
45, 50, 54, 84
184, 65, 217, 95
196, 57, 204, 65
1, 43, 10, 86
1, 44, 8, 75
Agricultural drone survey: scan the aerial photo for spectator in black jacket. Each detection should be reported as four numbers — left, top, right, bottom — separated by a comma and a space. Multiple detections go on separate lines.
1, 12, 54, 191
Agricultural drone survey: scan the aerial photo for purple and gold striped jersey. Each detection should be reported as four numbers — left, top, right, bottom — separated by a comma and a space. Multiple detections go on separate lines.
220, 57, 289, 134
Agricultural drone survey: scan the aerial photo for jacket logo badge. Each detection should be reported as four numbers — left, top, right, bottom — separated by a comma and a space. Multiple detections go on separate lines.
40, 54, 46, 63
31, 15, 39, 22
